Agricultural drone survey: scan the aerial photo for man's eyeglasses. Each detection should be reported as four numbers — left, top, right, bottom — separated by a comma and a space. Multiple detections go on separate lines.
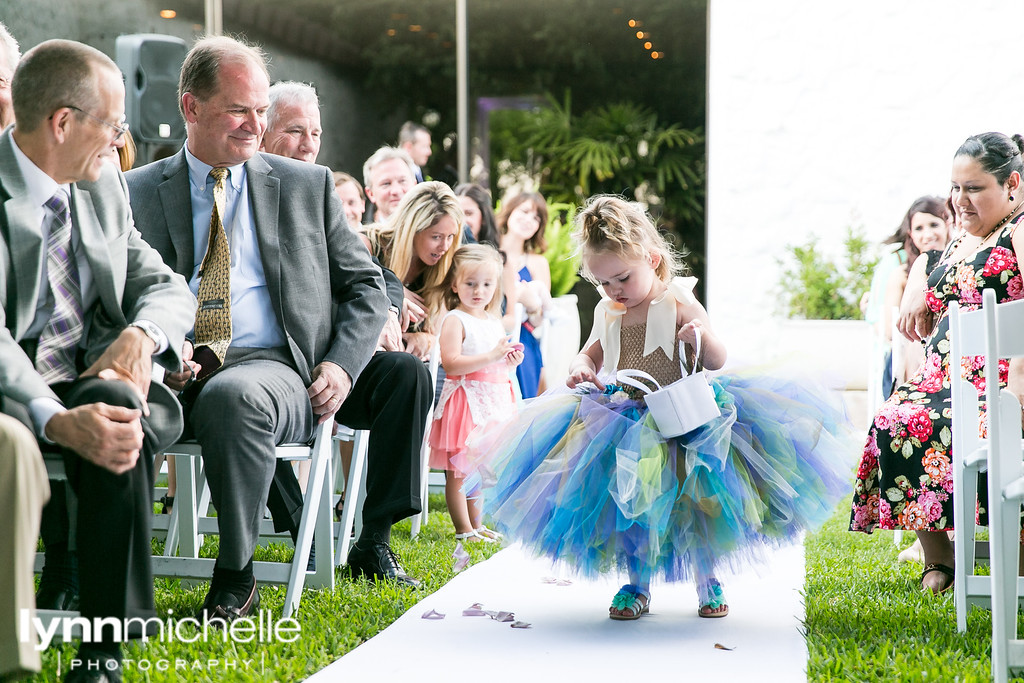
65, 105, 129, 142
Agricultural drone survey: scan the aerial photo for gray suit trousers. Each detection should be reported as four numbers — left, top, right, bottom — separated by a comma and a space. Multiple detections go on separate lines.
186, 348, 313, 569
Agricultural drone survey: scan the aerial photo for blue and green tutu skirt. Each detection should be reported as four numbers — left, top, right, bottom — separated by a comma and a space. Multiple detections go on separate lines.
460, 372, 857, 582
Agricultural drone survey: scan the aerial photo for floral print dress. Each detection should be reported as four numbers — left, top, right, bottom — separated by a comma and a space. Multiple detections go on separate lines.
850, 219, 1024, 533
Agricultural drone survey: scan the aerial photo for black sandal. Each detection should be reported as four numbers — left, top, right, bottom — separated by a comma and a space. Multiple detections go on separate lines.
920, 563, 954, 595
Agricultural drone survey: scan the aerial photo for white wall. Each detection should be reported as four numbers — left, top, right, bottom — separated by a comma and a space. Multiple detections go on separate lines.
707, 0, 1024, 374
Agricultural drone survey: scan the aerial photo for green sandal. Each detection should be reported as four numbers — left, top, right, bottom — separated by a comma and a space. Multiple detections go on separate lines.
609, 584, 650, 620
697, 578, 729, 618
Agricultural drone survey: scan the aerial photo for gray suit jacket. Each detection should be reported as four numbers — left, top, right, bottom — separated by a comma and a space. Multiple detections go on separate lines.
125, 150, 388, 385
0, 130, 196, 444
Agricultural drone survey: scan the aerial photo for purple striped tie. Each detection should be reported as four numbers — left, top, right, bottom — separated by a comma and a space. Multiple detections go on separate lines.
35, 192, 83, 383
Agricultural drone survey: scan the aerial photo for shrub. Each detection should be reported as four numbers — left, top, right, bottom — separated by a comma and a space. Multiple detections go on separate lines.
778, 227, 878, 320
543, 201, 580, 297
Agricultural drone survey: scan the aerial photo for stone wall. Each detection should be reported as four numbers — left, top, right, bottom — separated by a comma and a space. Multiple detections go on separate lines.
0, 0, 384, 175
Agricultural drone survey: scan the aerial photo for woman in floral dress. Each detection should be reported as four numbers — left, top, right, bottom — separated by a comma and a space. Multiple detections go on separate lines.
851, 131, 1024, 594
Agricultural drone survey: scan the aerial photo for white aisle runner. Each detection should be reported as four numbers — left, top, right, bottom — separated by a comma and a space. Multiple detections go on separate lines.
309, 542, 808, 683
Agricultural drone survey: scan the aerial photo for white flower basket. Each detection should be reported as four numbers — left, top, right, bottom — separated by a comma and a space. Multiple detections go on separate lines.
615, 330, 719, 437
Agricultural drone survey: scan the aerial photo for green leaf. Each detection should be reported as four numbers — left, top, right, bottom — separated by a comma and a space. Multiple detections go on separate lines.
777, 226, 880, 319
489, 88, 705, 247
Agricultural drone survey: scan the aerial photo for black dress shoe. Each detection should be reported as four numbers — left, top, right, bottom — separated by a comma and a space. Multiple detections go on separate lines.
35, 585, 79, 611
158, 494, 174, 514
65, 649, 122, 683
347, 540, 421, 588
305, 539, 317, 573
195, 578, 260, 625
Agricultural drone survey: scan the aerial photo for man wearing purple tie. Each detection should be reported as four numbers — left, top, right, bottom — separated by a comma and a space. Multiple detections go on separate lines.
0, 39, 195, 682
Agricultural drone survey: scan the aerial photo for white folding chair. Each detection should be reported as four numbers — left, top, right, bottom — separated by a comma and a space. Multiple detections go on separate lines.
968, 289, 1024, 682
333, 426, 369, 566
410, 342, 441, 538
950, 290, 1024, 635
866, 316, 885, 420
32, 454, 80, 639
153, 420, 335, 618
889, 307, 905, 548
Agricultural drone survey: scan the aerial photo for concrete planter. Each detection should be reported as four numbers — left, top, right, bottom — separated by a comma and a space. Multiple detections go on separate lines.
540, 294, 582, 388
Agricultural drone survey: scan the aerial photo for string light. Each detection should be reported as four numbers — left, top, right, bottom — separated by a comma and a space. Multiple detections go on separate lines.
624, 12, 659, 59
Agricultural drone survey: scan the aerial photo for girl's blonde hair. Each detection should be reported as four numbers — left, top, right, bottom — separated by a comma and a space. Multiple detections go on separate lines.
572, 195, 685, 284
441, 244, 505, 317
365, 181, 464, 326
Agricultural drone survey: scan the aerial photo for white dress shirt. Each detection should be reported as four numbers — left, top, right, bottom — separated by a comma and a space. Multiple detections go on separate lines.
11, 137, 167, 439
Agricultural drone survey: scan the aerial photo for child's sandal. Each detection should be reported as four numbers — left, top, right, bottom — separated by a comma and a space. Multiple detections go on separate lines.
697, 578, 729, 618
608, 584, 650, 620
455, 530, 496, 543
474, 526, 503, 541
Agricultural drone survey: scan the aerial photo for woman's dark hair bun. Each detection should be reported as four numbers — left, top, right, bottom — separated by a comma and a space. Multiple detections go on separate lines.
1012, 133, 1024, 155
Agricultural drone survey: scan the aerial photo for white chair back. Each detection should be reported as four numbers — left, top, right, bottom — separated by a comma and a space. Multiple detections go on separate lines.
333, 426, 369, 567
889, 306, 904, 548
410, 340, 441, 538
970, 289, 1024, 683
949, 297, 996, 632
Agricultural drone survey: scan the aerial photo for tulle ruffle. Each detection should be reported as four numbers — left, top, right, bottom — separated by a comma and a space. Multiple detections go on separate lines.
464, 372, 857, 582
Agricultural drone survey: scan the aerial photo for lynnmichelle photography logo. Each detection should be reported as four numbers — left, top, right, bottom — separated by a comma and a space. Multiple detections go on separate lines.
20, 609, 300, 677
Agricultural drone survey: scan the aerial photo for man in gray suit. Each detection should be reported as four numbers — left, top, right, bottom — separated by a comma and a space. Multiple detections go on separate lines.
0, 40, 195, 682
126, 36, 431, 623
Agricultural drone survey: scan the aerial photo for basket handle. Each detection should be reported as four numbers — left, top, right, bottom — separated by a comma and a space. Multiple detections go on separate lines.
681, 327, 704, 376
615, 369, 663, 395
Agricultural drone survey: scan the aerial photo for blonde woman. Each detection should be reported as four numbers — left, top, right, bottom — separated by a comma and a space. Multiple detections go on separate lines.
361, 181, 463, 359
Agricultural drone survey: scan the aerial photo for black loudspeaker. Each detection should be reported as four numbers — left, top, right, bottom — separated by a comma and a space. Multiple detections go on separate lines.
115, 34, 187, 146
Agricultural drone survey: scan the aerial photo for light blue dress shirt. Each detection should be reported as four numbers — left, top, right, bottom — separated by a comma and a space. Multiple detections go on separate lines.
184, 145, 286, 349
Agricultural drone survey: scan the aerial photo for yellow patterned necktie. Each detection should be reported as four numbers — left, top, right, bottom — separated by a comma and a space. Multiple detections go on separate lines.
193, 167, 231, 377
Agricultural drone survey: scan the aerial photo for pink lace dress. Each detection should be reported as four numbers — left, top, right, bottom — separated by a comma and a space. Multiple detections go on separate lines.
429, 309, 517, 469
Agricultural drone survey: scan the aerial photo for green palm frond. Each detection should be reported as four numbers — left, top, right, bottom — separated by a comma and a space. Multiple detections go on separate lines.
491, 89, 705, 252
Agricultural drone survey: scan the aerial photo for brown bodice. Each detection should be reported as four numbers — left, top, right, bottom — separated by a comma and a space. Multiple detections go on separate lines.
616, 321, 685, 387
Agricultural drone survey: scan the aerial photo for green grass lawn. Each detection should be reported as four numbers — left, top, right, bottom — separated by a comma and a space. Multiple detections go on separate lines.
23, 497, 1024, 681
26, 494, 502, 682
804, 506, 1015, 682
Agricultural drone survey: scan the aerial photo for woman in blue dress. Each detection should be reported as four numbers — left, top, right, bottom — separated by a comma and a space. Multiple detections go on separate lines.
497, 191, 551, 398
